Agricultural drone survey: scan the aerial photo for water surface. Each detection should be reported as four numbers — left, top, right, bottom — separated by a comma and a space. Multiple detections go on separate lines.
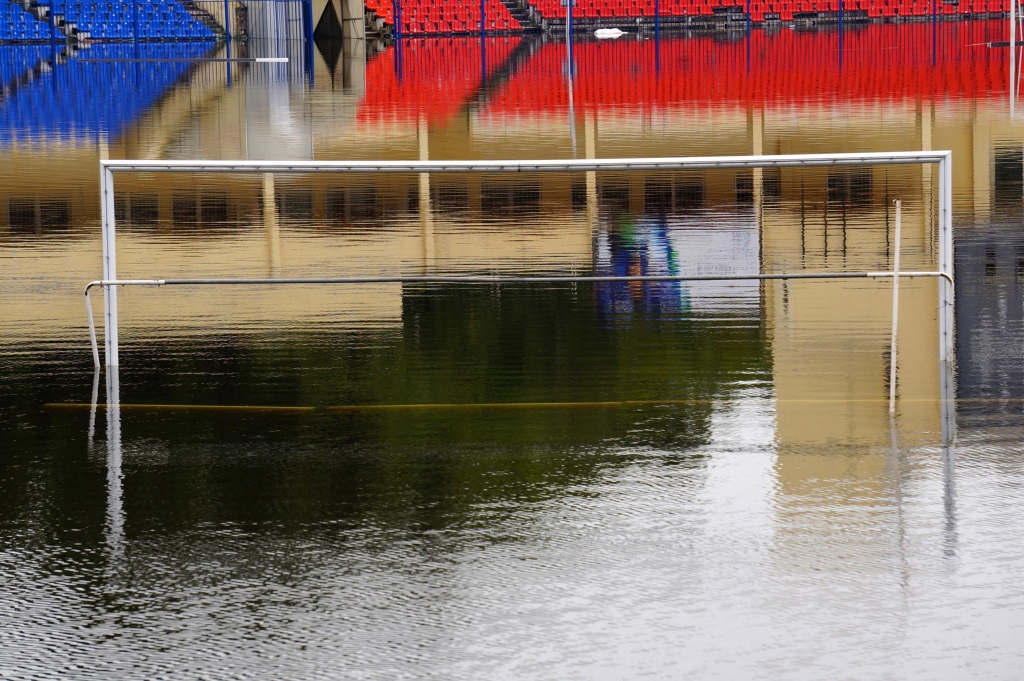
2, 25, 1024, 679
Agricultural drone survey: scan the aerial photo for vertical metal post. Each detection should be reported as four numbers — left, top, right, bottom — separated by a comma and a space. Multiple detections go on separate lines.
304, 0, 314, 85
133, 0, 139, 43
1013, 0, 1017, 117
88, 368, 100, 443
889, 199, 901, 414
481, 0, 486, 37
395, 28, 404, 81
263, 173, 281, 274
395, 0, 402, 39
937, 153, 957, 504
931, 0, 937, 67
224, 0, 231, 39
938, 152, 954, 366
566, 4, 575, 157
656, 0, 660, 36
838, 0, 844, 71
566, 0, 571, 44
100, 165, 119, 368
746, 11, 751, 73
416, 119, 434, 269
654, 13, 660, 74
48, 0, 57, 52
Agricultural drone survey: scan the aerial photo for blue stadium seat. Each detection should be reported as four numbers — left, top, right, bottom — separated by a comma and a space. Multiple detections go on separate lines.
16, 0, 219, 41
0, 1, 64, 42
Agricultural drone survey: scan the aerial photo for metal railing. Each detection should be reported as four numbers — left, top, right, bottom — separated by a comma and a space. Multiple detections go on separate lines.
83, 269, 951, 372
91, 152, 955, 398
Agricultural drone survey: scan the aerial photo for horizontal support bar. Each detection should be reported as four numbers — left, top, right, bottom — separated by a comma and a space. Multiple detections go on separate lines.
83, 270, 951, 370
101, 151, 951, 175
84, 271, 951, 293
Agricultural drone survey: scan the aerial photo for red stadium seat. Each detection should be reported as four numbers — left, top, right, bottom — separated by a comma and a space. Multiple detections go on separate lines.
370, 0, 521, 33
363, 0, 1008, 35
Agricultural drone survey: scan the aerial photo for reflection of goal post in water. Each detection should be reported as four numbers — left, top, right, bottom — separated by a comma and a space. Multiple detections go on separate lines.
87, 151, 954, 411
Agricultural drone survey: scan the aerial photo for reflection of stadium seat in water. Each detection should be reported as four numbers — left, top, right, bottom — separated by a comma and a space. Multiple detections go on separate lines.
0, 42, 216, 145
478, 22, 1009, 117
0, 45, 54, 91
358, 37, 521, 124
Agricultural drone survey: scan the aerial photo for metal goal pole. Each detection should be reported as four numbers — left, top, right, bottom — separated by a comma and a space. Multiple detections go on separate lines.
95, 151, 954, 373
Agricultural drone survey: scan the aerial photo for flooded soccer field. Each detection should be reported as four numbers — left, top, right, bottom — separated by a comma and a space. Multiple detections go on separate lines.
2, 22, 1024, 679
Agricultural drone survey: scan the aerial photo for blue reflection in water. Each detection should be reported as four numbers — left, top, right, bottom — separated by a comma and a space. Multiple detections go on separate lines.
0, 41, 216, 145
594, 216, 688, 319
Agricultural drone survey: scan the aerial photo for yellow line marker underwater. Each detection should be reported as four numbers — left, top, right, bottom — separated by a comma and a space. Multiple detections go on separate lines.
43, 398, 969, 413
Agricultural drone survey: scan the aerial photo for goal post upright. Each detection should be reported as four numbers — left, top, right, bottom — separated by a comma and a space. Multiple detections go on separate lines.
100, 165, 119, 370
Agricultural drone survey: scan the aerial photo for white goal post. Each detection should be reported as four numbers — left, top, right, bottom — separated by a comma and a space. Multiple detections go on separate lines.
91, 152, 954, 408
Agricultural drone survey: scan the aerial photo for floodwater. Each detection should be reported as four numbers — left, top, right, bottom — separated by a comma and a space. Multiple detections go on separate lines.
2, 22, 1024, 679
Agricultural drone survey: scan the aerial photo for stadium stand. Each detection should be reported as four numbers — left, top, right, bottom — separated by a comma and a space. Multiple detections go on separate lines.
0, 0, 1016, 41
1, 2, 64, 42
364, 0, 1013, 33
0, 0, 219, 43
0, 42, 216, 144
479, 20, 1008, 114
43, 0, 220, 40
356, 19, 1008, 125
520, 0, 1007, 23
367, 0, 523, 33
360, 0, 560, 32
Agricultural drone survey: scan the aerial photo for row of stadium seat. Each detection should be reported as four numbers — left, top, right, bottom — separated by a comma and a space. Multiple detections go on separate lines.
482, 20, 1007, 113
0, 2, 63, 42
358, 19, 1007, 123
366, 0, 522, 33
363, 0, 1014, 32
0, 0, 216, 42
529, 0, 1013, 21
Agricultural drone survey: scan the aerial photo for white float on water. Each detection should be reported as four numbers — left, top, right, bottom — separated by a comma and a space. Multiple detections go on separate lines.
594, 28, 625, 39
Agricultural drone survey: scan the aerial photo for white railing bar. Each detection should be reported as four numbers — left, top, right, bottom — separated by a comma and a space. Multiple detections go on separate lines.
83, 271, 952, 371
84, 271, 951, 290
100, 151, 951, 174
